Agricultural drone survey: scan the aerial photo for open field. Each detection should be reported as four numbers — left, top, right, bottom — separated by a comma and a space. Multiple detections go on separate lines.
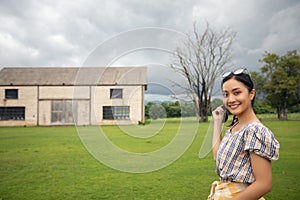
0, 118, 300, 199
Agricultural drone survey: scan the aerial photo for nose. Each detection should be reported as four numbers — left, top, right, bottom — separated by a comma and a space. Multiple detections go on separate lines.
227, 94, 236, 104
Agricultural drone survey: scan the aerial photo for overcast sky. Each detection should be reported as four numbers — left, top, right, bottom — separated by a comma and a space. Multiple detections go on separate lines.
0, 0, 299, 99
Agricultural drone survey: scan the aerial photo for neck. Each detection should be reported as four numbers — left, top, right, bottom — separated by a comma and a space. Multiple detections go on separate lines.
236, 107, 259, 125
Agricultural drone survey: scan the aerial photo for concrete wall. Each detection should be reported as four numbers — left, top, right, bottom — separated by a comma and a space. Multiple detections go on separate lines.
38, 86, 90, 126
39, 86, 90, 99
0, 85, 145, 126
0, 86, 38, 126
92, 85, 144, 125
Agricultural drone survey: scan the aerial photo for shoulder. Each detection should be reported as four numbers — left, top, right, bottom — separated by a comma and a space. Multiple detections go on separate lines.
245, 122, 272, 137
243, 122, 280, 160
247, 121, 267, 130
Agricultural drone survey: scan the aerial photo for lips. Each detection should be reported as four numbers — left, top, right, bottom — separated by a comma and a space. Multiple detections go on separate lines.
228, 104, 240, 110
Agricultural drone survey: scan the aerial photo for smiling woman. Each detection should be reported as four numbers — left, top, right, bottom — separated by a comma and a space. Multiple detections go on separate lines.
209, 68, 280, 200
222, 69, 256, 126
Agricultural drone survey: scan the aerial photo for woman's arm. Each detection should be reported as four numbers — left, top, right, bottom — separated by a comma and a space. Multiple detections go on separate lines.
232, 153, 273, 200
212, 106, 225, 161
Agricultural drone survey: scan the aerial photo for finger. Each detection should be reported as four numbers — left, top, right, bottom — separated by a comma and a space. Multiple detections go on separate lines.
220, 105, 226, 111
213, 106, 224, 116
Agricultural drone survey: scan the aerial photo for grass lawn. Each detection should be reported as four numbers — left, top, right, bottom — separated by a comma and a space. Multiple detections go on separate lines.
0, 119, 300, 199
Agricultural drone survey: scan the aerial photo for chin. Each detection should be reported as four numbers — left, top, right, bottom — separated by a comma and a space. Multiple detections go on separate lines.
228, 108, 242, 116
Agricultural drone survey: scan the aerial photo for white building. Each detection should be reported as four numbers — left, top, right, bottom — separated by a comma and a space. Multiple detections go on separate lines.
0, 67, 147, 126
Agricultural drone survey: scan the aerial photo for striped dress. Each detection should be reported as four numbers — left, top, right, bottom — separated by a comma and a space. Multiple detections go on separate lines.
208, 122, 280, 199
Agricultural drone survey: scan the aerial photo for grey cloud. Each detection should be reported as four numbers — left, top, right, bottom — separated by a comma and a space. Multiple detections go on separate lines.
261, 2, 300, 53
0, 0, 299, 95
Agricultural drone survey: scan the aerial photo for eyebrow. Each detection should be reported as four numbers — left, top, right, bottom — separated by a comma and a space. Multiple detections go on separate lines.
232, 88, 241, 91
223, 87, 241, 92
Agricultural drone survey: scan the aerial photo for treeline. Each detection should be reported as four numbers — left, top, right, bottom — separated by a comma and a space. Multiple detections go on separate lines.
145, 101, 195, 119
145, 98, 300, 120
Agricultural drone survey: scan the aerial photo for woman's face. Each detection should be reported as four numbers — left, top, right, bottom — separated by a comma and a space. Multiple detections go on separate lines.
222, 78, 255, 116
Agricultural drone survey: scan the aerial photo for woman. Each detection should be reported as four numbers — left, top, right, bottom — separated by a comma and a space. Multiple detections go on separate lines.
208, 68, 280, 200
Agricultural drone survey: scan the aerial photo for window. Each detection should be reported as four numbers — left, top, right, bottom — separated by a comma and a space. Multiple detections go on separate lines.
110, 89, 123, 99
103, 106, 129, 120
0, 107, 25, 120
5, 89, 18, 99
51, 100, 75, 124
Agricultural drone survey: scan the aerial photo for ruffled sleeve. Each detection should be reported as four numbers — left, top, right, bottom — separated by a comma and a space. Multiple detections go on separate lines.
244, 123, 280, 161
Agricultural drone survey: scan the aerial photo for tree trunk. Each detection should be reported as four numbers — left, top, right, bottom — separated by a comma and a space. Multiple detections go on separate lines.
276, 106, 281, 119
283, 108, 288, 120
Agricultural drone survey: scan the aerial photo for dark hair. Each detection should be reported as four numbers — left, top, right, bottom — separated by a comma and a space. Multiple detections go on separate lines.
221, 73, 256, 126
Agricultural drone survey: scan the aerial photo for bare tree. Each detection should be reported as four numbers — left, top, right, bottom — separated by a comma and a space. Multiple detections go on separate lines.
171, 22, 236, 122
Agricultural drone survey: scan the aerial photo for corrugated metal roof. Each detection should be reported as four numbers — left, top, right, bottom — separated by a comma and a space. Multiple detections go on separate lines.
0, 67, 147, 86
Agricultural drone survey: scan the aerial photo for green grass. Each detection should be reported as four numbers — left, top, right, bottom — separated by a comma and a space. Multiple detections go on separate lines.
0, 118, 300, 199
256, 112, 300, 121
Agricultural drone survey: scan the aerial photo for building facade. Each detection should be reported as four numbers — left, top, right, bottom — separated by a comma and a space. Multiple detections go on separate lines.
0, 67, 147, 126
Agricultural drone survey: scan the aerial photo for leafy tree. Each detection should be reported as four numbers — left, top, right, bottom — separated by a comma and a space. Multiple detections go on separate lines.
181, 103, 196, 117
257, 50, 300, 120
249, 71, 266, 100
148, 103, 166, 119
161, 102, 181, 118
253, 100, 274, 114
145, 102, 154, 119
145, 101, 197, 119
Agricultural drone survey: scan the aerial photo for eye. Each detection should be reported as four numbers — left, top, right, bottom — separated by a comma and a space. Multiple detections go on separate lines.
234, 91, 241, 95
222, 92, 228, 98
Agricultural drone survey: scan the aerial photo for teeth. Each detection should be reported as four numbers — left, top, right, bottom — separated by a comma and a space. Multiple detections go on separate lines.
230, 105, 239, 109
